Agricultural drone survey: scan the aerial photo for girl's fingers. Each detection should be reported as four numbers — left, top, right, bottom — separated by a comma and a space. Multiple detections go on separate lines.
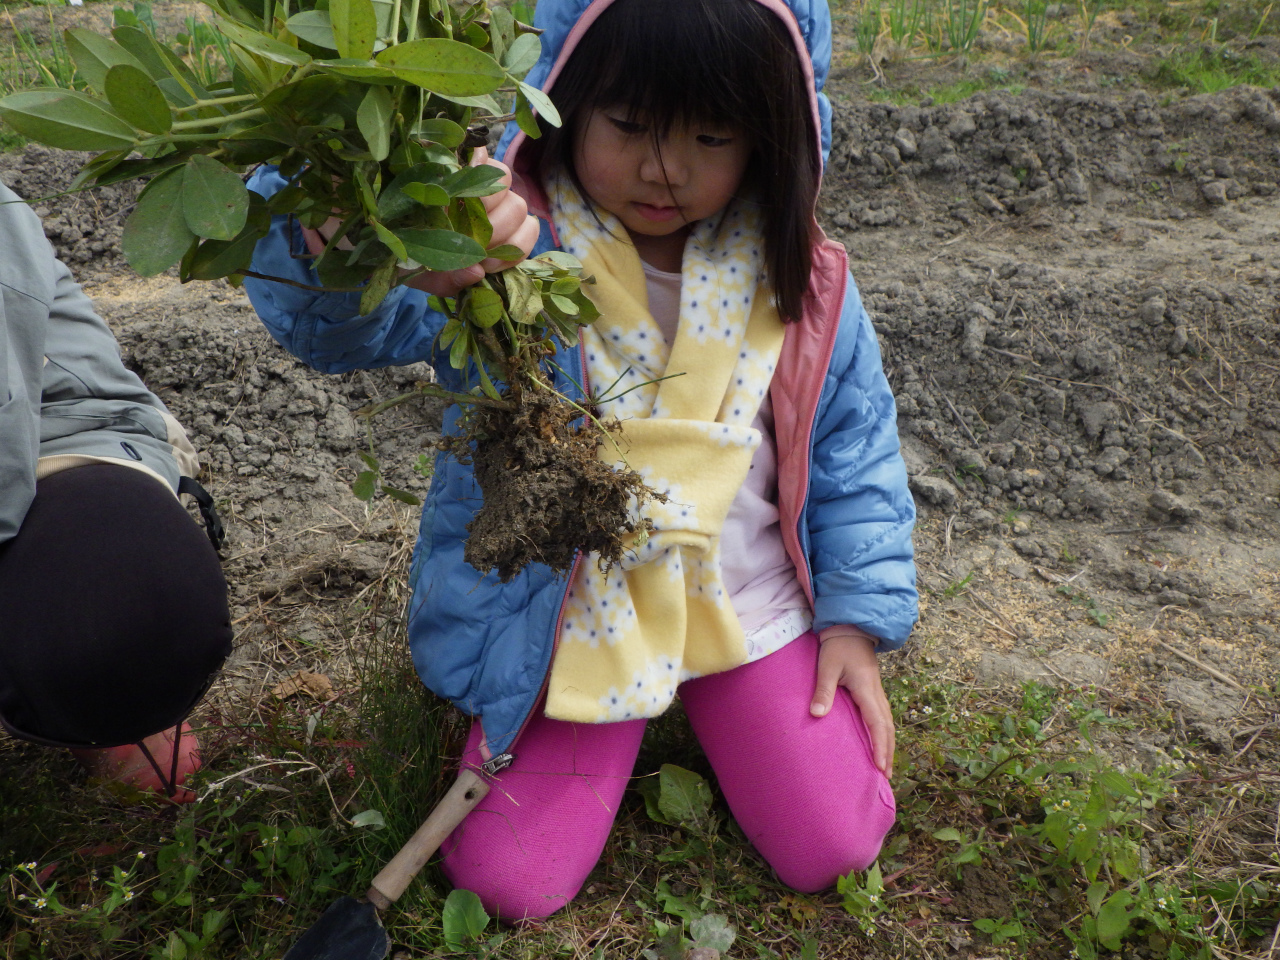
404, 264, 484, 297
480, 214, 541, 273
809, 656, 840, 718
484, 189, 531, 249
851, 685, 896, 778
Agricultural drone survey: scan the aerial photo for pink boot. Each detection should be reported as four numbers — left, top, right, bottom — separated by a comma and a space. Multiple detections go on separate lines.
71, 723, 201, 804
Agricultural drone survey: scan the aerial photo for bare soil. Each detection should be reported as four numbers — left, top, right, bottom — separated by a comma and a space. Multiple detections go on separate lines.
2, 51, 1279, 959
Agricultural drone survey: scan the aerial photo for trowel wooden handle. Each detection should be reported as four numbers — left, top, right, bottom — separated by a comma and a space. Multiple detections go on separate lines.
366, 767, 490, 909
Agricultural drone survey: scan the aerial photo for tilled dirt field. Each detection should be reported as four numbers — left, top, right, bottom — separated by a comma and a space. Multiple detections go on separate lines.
3, 77, 1280, 955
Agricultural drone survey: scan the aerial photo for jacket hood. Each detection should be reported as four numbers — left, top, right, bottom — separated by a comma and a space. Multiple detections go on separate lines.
497, 0, 833, 216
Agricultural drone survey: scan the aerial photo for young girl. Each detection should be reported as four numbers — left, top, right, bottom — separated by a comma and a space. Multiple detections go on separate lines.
246, 0, 917, 922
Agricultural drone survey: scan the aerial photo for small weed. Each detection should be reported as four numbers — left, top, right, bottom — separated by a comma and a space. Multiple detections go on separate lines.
941, 571, 974, 598
1056, 583, 1111, 626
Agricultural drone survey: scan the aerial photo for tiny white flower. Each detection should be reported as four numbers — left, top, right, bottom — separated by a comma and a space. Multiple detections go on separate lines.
23, 862, 36, 871
1075, 823, 1087, 833
34, 898, 47, 909
922, 705, 933, 715
868, 895, 880, 903
1061, 799, 1072, 808
124, 890, 135, 902
135, 852, 146, 860
1156, 897, 1168, 909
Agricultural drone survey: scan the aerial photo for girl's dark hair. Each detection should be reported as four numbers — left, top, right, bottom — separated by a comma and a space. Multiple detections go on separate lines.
535, 0, 821, 322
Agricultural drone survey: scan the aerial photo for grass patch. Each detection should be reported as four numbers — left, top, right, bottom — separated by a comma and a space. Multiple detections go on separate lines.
868, 70, 1026, 104
1153, 45, 1280, 92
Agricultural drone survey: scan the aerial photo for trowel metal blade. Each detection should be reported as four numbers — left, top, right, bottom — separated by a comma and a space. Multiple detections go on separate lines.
282, 896, 392, 960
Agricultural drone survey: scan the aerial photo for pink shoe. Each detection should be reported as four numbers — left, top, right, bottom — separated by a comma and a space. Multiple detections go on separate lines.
71, 723, 201, 804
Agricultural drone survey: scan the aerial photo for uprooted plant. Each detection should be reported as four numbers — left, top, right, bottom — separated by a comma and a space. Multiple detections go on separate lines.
0, 0, 657, 580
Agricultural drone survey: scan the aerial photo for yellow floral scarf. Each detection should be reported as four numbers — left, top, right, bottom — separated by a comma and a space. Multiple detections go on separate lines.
544, 177, 786, 723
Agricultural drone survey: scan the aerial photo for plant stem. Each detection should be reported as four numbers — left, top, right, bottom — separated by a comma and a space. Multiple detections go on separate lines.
170, 107, 268, 131
355, 385, 512, 419
405, 0, 422, 42
390, 0, 403, 44
173, 93, 259, 113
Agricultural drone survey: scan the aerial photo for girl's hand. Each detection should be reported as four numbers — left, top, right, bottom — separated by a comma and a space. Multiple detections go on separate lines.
810, 631, 895, 778
403, 147, 539, 297
301, 147, 540, 300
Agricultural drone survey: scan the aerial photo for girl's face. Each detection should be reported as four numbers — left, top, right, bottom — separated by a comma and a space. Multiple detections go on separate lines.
573, 107, 752, 267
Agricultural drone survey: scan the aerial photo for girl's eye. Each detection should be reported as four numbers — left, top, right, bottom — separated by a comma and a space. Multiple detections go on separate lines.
697, 133, 734, 147
607, 116, 646, 136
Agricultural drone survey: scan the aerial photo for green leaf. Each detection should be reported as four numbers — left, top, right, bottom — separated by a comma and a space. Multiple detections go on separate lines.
64, 28, 148, 93
375, 39, 505, 96
0, 88, 136, 151
488, 4, 513, 63
442, 889, 489, 951
399, 229, 487, 271
503, 32, 540, 75
313, 58, 395, 80
218, 18, 312, 66
689, 914, 736, 952
486, 244, 524, 263
402, 182, 450, 207
122, 167, 196, 276
286, 10, 339, 50
357, 85, 393, 161
443, 163, 505, 198
514, 87, 539, 138
110, 26, 172, 81
104, 65, 170, 135
371, 221, 407, 262
350, 809, 386, 829
448, 327, 471, 370
436, 92, 502, 115
1098, 771, 1137, 798
330, 0, 377, 60
380, 486, 421, 506
517, 80, 561, 128
184, 192, 270, 281
182, 155, 249, 241
932, 827, 965, 844
1086, 882, 1109, 916
1096, 892, 1132, 950
657, 764, 712, 827
413, 117, 465, 148
352, 470, 377, 501
452, 196, 492, 247
468, 287, 504, 328
548, 293, 579, 316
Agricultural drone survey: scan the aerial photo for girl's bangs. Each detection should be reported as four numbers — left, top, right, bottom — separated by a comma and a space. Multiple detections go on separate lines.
568, 0, 768, 133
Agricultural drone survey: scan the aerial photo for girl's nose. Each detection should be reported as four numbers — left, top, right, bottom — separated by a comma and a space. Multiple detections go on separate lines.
639, 140, 689, 188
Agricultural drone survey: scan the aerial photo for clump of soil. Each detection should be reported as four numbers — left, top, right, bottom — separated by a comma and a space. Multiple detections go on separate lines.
0, 145, 141, 277
453, 392, 656, 582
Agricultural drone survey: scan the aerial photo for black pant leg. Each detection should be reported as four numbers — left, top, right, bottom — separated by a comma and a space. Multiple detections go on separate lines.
0, 464, 232, 747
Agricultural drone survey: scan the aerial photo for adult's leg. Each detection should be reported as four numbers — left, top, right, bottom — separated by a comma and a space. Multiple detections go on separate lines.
441, 710, 646, 922
678, 632, 896, 892
0, 464, 232, 754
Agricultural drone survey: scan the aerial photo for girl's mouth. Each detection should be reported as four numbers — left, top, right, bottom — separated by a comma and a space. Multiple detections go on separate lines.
633, 202, 681, 222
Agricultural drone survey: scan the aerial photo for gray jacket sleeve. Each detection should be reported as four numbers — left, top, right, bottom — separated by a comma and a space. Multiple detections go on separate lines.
0, 183, 188, 545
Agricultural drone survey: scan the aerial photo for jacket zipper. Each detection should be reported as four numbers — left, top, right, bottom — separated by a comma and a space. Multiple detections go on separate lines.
500, 336, 592, 759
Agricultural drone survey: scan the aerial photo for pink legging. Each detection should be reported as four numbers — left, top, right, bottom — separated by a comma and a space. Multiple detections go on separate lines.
440, 632, 896, 921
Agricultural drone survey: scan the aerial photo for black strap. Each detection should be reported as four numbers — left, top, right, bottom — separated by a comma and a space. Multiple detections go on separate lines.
178, 477, 226, 552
